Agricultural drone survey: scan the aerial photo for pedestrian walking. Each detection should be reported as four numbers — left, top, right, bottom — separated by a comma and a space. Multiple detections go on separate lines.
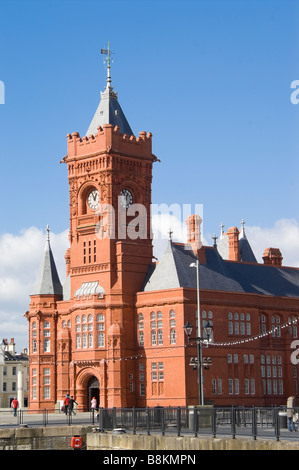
287, 396, 296, 431
11, 397, 18, 417
68, 396, 78, 415
91, 396, 97, 411
63, 394, 70, 415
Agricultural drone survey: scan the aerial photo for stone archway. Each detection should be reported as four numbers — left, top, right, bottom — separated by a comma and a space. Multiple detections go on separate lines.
75, 368, 101, 411
87, 376, 99, 410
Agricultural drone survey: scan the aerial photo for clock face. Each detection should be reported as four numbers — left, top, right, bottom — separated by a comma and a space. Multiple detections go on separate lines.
120, 188, 133, 209
87, 189, 100, 210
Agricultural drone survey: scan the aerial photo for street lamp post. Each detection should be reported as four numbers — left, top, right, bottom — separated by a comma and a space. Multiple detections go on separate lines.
185, 259, 213, 406
189, 259, 204, 405
184, 320, 213, 406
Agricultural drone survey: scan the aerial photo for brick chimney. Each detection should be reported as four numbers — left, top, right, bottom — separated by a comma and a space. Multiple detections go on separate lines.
262, 248, 283, 266
185, 214, 205, 263
227, 227, 240, 261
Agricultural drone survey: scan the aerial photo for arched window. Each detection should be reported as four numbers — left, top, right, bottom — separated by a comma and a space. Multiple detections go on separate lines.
170, 310, 176, 344
138, 313, 144, 347
202, 310, 213, 341
288, 316, 298, 338
259, 314, 267, 335
97, 313, 104, 322
272, 315, 281, 337
151, 311, 163, 346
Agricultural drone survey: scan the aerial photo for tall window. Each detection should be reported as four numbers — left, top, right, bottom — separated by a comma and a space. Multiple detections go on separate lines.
44, 338, 50, 353
202, 310, 213, 340
170, 310, 176, 344
76, 315, 81, 348
139, 363, 145, 396
43, 322, 50, 352
93, 240, 97, 262
138, 313, 144, 347
75, 314, 95, 348
288, 316, 298, 338
32, 368, 37, 400
228, 312, 251, 336
43, 368, 50, 399
151, 312, 156, 346
212, 378, 222, 395
97, 313, 105, 347
151, 362, 164, 395
271, 315, 281, 337
151, 311, 163, 346
32, 321, 37, 353
261, 354, 283, 395
259, 314, 267, 335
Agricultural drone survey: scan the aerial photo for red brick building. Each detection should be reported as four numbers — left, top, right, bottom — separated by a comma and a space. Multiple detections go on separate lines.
26, 55, 299, 411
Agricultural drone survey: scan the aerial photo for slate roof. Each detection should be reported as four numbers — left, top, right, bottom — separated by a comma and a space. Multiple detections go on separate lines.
143, 241, 299, 298
239, 230, 257, 263
5, 351, 28, 362
86, 85, 133, 137
31, 238, 63, 296
217, 226, 257, 263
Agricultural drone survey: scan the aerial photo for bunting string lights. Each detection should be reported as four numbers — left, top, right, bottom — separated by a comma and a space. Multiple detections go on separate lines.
31, 320, 298, 367
192, 318, 298, 348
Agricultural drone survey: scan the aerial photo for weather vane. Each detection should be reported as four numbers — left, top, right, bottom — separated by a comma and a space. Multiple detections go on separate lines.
101, 41, 114, 88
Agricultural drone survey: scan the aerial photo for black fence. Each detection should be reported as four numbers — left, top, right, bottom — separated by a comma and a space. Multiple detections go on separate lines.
0, 406, 296, 441
95, 406, 289, 441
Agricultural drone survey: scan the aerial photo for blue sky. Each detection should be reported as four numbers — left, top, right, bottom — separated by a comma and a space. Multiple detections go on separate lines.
1, 0, 299, 236
1, 0, 299, 350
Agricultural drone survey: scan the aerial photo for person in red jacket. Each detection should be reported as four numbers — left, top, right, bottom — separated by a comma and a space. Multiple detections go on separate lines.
11, 397, 18, 417
63, 394, 70, 415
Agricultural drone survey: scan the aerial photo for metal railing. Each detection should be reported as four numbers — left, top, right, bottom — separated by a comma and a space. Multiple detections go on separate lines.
0, 406, 296, 441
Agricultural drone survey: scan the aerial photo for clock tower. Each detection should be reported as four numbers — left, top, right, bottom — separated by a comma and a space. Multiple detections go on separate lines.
27, 47, 158, 410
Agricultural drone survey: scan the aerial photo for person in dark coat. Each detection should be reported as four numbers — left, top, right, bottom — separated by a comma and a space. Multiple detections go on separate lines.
68, 396, 78, 415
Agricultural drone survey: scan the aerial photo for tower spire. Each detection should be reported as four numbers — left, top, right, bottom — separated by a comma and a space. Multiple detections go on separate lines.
240, 218, 246, 238
45, 224, 50, 242
101, 41, 113, 89
31, 226, 62, 296
86, 44, 133, 137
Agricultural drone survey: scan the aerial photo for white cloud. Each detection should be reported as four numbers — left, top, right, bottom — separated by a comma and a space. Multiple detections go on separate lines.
0, 227, 69, 352
246, 218, 299, 267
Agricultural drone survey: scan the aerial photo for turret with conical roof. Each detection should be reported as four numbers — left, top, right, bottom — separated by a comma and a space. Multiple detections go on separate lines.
31, 225, 62, 296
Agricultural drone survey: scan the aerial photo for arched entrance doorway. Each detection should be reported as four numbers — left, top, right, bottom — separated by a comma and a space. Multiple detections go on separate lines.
87, 376, 99, 410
